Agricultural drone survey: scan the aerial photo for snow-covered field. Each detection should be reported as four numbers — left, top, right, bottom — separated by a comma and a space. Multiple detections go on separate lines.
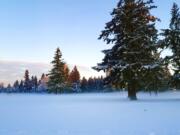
0, 92, 180, 135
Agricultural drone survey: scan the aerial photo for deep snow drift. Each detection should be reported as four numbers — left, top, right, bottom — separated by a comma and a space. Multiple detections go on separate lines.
0, 91, 180, 135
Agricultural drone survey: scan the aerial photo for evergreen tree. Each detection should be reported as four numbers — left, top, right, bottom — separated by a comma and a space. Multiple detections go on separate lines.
86, 77, 104, 92
93, 0, 162, 100
87, 77, 95, 90
0, 83, 5, 93
64, 64, 70, 82
7, 84, 12, 93
161, 3, 180, 89
38, 73, 48, 92
93, 77, 98, 90
19, 80, 24, 92
24, 70, 31, 92
69, 66, 80, 84
13, 80, 19, 92
48, 48, 66, 93
31, 76, 34, 91
68, 66, 81, 92
31, 76, 38, 92
95, 76, 104, 90
80, 77, 88, 91
34, 76, 38, 90
99, 76, 104, 90
41, 73, 45, 80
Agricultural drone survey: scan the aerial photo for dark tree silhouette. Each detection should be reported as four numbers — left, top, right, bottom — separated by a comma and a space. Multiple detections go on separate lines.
93, 0, 162, 100
161, 3, 180, 89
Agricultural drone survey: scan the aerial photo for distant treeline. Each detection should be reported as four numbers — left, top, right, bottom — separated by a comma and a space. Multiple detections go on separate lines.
0, 69, 104, 94
0, 47, 179, 94
0, 0, 180, 96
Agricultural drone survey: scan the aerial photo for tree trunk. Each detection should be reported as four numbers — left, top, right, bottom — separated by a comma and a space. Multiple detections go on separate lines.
128, 83, 137, 100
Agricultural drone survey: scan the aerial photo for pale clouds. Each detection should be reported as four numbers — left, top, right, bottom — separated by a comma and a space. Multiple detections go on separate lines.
0, 60, 104, 85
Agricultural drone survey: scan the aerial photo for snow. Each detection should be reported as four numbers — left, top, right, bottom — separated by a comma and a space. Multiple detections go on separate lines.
143, 63, 159, 69
0, 91, 180, 135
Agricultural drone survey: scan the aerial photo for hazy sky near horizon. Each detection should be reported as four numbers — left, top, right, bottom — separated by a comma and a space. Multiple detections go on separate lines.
0, 0, 179, 84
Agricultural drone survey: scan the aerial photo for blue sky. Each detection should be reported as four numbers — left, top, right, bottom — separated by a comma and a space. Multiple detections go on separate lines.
0, 0, 179, 65
0, 0, 118, 67
0, 0, 179, 84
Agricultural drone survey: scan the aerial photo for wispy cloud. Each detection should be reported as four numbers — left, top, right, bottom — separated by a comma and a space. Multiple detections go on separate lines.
0, 60, 104, 85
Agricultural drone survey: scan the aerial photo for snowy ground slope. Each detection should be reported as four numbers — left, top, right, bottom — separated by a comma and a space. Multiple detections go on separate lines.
0, 92, 180, 135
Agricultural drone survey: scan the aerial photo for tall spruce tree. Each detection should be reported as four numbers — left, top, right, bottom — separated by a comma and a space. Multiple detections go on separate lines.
161, 3, 180, 89
69, 66, 80, 84
93, 0, 162, 100
24, 70, 31, 92
48, 48, 66, 93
